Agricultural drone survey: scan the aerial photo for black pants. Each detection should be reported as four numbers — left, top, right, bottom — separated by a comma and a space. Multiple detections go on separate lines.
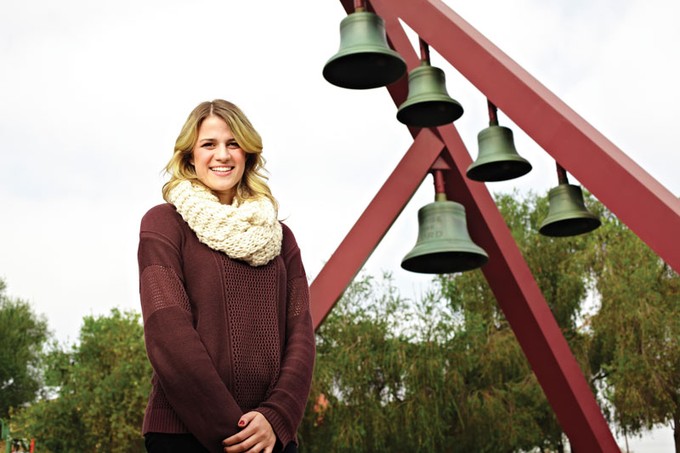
144, 433, 298, 453
144, 433, 209, 453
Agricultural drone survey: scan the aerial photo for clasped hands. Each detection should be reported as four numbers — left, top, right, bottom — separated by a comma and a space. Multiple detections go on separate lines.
222, 411, 276, 453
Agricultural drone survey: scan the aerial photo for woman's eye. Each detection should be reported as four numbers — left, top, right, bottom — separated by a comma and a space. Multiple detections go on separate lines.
201, 142, 214, 148
227, 141, 240, 149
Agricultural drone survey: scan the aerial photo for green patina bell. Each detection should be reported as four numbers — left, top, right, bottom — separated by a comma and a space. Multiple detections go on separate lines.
396, 63, 463, 127
401, 195, 488, 274
323, 11, 406, 90
539, 184, 601, 237
467, 125, 532, 182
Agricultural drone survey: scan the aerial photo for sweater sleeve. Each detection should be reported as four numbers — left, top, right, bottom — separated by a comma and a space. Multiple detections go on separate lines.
138, 205, 242, 453
255, 224, 316, 447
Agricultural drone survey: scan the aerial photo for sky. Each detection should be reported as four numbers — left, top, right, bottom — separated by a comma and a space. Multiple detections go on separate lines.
1, 0, 679, 450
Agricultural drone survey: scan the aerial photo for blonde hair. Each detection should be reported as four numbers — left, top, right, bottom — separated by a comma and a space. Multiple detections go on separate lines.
162, 99, 277, 209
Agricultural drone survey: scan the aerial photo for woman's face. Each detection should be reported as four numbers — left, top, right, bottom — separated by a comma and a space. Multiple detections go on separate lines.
191, 115, 246, 204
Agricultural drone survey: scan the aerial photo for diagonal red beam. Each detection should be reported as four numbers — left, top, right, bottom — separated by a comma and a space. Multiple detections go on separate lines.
385, 0, 680, 274
437, 125, 619, 452
309, 129, 445, 329
336, 1, 620, 450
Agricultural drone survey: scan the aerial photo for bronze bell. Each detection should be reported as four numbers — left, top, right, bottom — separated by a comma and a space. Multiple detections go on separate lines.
539, 183, 601, 237
467, 101, 531, 182
467, 125, 532, 181
396, 62, 464, 127
322, 10, 406, 90
401, 194, 488, 274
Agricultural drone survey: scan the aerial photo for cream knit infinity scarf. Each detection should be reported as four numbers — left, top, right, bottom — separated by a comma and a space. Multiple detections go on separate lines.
167, 180, 282, 266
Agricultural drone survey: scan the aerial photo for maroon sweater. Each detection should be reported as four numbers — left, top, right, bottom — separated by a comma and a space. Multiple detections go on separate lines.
138, 203, 315, 453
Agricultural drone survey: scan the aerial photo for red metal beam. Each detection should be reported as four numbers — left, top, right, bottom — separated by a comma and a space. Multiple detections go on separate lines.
438, 125, 619, 452
319, 1, 624, 451
363, 2, 620, 450
309, 128, 445, 328
319, 0, 680, 450
386, 0, 680, 275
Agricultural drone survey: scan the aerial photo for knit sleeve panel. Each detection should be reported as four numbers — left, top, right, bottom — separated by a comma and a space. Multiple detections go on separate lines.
138, 204, 243, 453
140, 265, 191, 323
139, 204, 187, 321
256, 223, 316, 448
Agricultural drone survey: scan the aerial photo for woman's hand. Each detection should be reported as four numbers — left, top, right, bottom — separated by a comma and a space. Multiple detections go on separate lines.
222, 411, 276, 453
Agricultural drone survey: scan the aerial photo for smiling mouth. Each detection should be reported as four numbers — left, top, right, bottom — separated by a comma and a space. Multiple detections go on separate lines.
211, 166, 234, 173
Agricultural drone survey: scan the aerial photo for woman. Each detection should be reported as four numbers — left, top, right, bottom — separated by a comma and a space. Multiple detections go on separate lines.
138, 99, 315, 453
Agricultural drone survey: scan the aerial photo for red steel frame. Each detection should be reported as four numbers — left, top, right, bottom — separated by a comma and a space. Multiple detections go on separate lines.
310, 0, 680, 451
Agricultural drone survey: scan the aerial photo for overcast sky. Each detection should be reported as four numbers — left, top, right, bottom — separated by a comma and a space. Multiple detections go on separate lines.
1, 0, 678, 450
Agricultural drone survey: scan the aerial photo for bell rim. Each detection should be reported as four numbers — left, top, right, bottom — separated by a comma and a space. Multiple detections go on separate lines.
396, 100, 464, 126
322, 51, 407, 89
401, 236, 489, 267
540, 209, 600, 224
397, 95, 463, 110
401, 250, 489, 274
466, 158, 532, 182
538, 216, 602, 237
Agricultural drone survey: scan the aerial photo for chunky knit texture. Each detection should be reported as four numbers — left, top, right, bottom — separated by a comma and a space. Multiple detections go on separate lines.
166, 180, 282, 267
138, 203, 315, 453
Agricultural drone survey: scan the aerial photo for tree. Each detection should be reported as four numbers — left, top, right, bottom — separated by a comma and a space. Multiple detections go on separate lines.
299, 267, 569, 452
11, 308, 151, 453
299, 273, 426, 452
300, 190, 676, 452
434, 191, 602, 453
588, 210, 680, 452
300, 272, 487, 452
0, 278, 49, 419
299, 191, 603, 452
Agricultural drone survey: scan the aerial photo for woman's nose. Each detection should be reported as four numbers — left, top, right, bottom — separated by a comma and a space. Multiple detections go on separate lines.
215, 145, 230, 159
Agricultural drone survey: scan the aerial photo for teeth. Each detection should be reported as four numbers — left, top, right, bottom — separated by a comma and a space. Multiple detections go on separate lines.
211, 167, 233, 172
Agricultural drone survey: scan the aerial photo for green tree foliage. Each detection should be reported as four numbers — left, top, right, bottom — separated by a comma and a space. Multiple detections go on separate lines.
299, 191, 607, 453
0, 278, 49, 419
298, 270, 564, 452
436, 191, 601, 453
300, 273, 478, 452
11, 308, 151, 453
2, 190, 675, 452
587, 210, 680, 448
299, 274, 425, 452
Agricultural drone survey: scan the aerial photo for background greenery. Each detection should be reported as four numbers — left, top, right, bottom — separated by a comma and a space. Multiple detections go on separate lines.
1, 192, 678, 452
